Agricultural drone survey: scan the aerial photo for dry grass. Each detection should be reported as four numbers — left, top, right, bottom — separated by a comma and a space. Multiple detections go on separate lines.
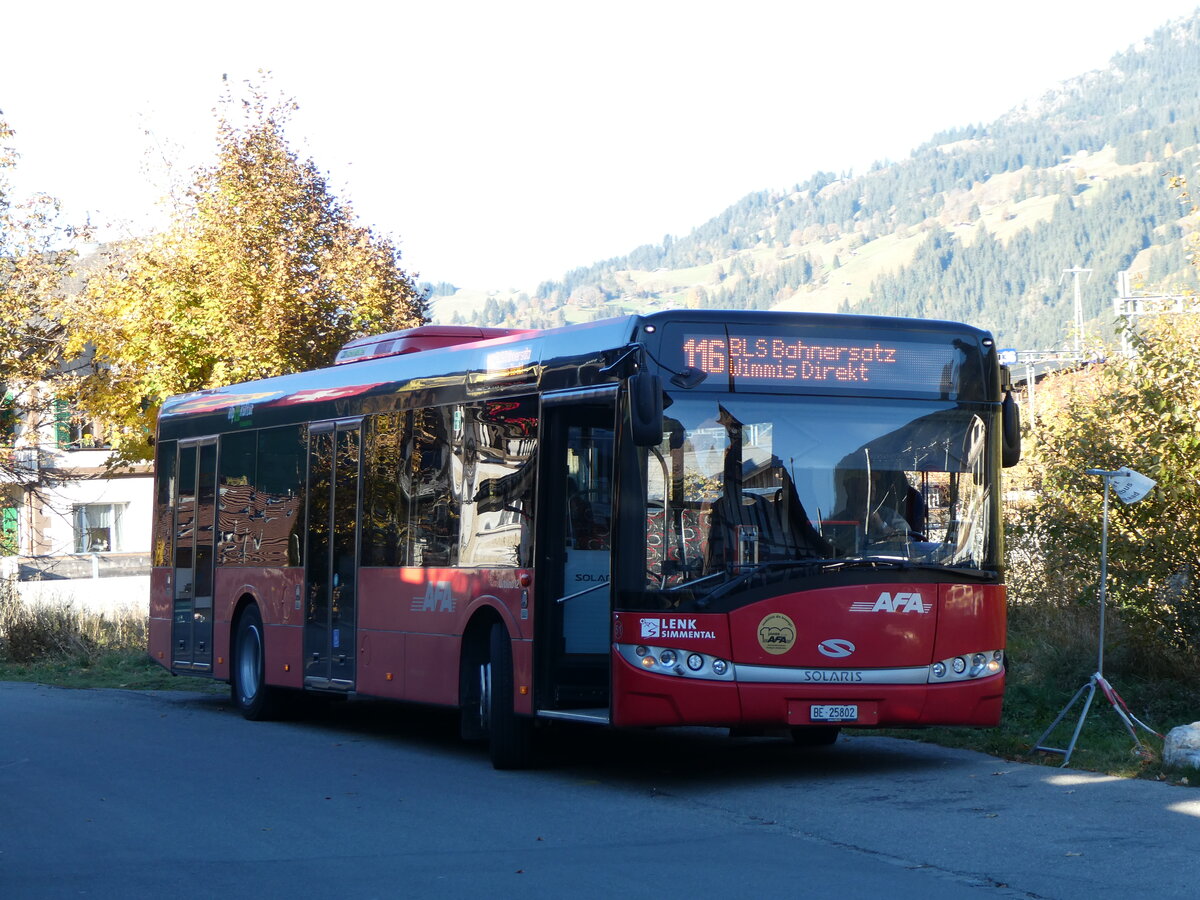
0, 579, 188, 689
0, 581, 146, 664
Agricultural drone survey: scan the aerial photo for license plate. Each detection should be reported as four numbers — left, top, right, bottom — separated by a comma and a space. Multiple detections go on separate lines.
811, 704, 858, 722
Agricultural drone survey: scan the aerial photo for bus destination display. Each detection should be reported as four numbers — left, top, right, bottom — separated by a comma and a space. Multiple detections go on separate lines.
681, 328, 979, 391
686, 336, 945, 384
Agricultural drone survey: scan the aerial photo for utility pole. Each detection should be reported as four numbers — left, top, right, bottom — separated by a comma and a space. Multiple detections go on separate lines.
1061, 266, 1093, 357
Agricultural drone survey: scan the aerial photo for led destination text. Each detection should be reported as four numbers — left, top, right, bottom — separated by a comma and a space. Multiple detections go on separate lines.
682, 336, 901, 384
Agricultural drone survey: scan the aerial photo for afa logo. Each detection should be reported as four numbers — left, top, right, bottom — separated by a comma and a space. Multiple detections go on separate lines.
411, 581, 455, 613
757, 612, 796, 655
849, 591, 932, 614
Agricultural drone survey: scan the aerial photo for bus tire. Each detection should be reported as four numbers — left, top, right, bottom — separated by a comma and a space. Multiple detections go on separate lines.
485, 622, 533, 769
231, 605, 283, 721
790, 725, 840, 746
459, 627, 486, 742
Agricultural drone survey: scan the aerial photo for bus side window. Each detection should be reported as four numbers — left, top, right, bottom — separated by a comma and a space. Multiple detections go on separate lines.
362, 412, 408, 567
153, 440, 177, 568
459, 398, 537, 567
409, 406, 460, 567
257, 425, 306, 567
217, 430, 257, 567
210, 424, 305, 569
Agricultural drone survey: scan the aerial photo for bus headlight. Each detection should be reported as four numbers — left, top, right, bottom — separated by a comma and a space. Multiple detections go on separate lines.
928, 650, 1005, 683
616, 644, 735, 681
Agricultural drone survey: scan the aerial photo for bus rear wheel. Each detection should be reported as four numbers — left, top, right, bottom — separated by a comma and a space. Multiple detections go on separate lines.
483, 623, 533, 769
231, 605, 283, 721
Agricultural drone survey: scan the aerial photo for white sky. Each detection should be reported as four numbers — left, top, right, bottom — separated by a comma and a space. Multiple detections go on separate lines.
3, 1, 1200, 291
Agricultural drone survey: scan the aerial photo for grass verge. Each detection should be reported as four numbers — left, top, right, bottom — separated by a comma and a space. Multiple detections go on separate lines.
0, 587, 220, 692
0, 649, 210, 691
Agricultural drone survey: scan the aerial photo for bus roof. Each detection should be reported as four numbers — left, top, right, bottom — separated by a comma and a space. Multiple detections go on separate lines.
158, 315, 641, 438
156, 310, 996, 441
333, 325, 536, 365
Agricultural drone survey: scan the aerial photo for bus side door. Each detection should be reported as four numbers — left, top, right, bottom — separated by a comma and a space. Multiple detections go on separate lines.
172, 439, 216, 671
535, 390, 616, 713
303, 419, 362, 691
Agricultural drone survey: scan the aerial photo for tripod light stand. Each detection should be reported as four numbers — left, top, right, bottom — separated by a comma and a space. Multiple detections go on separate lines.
1034, 467, 1162, 766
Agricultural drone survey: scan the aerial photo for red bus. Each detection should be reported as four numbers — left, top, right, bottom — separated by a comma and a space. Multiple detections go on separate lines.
149, 310, 1021, 767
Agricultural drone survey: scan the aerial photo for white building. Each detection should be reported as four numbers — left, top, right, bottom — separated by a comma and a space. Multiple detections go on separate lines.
1, 399, 151, 615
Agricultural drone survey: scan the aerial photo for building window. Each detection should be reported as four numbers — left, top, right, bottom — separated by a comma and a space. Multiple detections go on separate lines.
1, 392, 18, 447
54, 399, 112, 450
68, 419, 112, 450
74, 503, 125, 553
1, 504, 17, 556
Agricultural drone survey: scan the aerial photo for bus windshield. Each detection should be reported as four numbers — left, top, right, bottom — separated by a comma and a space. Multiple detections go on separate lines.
641, 394, 996, 606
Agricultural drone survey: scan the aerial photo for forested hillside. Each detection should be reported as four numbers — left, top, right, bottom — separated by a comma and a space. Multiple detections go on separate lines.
441, 12, 1200, 352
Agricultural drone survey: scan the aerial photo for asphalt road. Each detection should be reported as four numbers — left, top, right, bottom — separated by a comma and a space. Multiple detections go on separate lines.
2, 681, 1197, 898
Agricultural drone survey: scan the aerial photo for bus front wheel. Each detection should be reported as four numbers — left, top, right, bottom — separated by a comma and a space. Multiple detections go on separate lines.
231, 605, 283, 721
483, 623, 533, 769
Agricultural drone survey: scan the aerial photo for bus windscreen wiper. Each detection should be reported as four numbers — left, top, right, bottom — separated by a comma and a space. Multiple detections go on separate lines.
699, 558, 996, 604
831, 557, 998, 580
698, 559, 845, 604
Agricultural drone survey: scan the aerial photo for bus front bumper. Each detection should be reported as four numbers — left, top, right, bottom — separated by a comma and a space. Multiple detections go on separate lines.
610, 652, 1004, 729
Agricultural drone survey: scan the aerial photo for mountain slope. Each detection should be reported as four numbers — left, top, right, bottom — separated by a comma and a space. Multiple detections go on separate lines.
440, 12, 1200, 351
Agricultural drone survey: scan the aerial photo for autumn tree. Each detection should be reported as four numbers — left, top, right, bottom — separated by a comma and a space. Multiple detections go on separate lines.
0, 114, 90, 484
1016, 174, 1200, 671
65, 78, 427, 462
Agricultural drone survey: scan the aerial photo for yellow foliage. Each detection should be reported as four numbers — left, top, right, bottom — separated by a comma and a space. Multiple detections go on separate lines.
62, 78, 427, 461
1018, 314, 1200, 667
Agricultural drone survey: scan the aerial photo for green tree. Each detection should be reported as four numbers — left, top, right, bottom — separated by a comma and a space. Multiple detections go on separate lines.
1020, 313, 1200, 670
65, 78, 427, 462
0, 114, 90, 480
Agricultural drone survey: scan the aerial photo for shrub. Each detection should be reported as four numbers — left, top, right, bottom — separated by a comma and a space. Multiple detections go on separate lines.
1016, 316, 1200, 675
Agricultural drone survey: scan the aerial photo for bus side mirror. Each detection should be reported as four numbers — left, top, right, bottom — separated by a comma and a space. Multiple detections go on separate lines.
629, 372, 664, 447
1002, 390, 1021, 468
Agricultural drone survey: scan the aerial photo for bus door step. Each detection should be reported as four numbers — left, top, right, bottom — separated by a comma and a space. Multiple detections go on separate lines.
537, 708, 610, 725
304, 676, 355, 692
554, 685, 608, 705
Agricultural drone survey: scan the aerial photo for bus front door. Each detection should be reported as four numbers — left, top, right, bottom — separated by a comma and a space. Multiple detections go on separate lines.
303, 420, 362, 691
536, 394, 616, 718
172, 439, 216, 671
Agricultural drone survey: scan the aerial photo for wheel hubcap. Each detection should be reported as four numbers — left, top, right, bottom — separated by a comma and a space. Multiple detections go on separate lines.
239, 624, 262, 703
478, 660, 492, 732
